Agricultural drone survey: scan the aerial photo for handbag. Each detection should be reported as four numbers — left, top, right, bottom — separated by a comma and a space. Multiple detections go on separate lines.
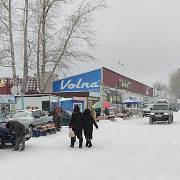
69, 128, 75, 137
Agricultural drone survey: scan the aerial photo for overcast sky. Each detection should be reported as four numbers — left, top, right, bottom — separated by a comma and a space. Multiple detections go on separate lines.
66, 0, 180, 87
0, 0, 180, 87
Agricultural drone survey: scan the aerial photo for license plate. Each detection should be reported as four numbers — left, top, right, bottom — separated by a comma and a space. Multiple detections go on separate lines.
156, 115, 162, 117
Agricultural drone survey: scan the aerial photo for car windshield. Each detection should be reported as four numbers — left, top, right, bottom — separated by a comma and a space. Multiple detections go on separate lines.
0, 118, 5, 123
144, 104, 153, 108
13, 111, 30, 118
152, 105, 169, 110
65, 111, 72, 115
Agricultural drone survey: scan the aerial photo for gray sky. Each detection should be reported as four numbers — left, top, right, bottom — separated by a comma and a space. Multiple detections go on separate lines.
1, 0, 180, 87
67, 0, 180, 87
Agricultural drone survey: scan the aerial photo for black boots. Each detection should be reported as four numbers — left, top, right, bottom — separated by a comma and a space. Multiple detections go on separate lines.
70, 137, 75, 148
12, 148, 19, 151
70, 137, 83, 148
86, 139, 92, 148
79, 141, 82, 148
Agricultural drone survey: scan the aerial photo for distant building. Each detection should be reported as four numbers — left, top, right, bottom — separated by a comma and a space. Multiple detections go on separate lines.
0, 72, 58, 95
0, 77, 38, 95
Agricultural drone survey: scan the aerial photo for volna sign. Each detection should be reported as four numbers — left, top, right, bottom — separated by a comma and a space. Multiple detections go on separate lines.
53, 69, 102, 92
61, 78, 99, 90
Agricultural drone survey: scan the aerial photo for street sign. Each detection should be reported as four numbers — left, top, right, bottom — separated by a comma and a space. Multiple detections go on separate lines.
0, 95, 16, 104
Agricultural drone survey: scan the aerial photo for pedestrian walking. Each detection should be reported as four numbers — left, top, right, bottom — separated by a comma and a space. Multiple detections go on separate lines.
6, 120, 26, 151
83, 109, 98, 148
69, 105, 83, 148
51, 102, 63, 131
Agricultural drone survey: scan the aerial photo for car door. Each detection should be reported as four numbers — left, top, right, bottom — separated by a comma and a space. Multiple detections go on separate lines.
33, 110, 42, 126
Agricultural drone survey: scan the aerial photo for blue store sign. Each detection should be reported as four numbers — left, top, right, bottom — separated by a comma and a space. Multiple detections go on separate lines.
53, 69, 102, 92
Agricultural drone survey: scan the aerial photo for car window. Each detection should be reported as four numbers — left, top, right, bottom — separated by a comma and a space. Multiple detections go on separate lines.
152, 105, 169, 110
13, 112, 30, 118
40, 110, 46, 117
66, 111, 72, 115
64, 111, 72, 116
33, 111, 40, 118
144, 104, 153, 108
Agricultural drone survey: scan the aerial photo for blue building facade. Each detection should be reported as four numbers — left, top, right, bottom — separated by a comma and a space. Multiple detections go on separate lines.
53, 69, 102, 94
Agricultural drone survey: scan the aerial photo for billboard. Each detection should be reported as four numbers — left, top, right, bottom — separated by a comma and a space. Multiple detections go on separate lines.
53, 69, 102, 93
0, 95, 16, 104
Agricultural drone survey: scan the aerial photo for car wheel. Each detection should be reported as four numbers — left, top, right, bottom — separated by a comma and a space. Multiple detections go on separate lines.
0, 136, 5, 149
168, 117, 172, 124
149, 117, 153, 124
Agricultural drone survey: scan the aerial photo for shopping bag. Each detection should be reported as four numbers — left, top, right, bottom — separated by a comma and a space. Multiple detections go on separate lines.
69, 128, 75, 137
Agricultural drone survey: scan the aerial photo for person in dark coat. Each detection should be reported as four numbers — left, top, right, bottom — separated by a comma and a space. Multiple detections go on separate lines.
83, 109, 98, 148
6, 120, 26, 151
51, 102, 63, 131
69, 105, 83, 148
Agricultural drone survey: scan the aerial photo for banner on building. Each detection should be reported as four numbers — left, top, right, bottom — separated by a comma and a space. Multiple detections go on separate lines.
53, 69, 102, 93
0, 95, 16, 104
0, 78, 5, 87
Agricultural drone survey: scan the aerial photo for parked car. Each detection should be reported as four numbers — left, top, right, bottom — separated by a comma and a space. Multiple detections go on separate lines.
49, 110, 72, 126
169, 103, 179, 112
62, 110, 72, 126
149, 103, 173, 124
142, 104, 154, 117
9, 109, 53, 133
0, 118, 31, 148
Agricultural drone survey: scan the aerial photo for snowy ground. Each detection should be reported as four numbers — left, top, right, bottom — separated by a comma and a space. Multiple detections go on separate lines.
1, 111, 180, 180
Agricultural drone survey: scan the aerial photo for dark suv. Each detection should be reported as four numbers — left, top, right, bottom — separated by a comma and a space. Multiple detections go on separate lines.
149, 103, 173, 124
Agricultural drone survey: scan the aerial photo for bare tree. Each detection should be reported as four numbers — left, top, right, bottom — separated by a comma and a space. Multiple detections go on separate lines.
0, 0, 107, 93
0, 0, 17, 86
169, 68, 180, 99
21, 0, 29, 93
29, 0, 107, 92
152, 81, 168, 91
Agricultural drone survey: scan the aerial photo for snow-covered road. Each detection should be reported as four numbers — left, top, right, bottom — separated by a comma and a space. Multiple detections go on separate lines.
1, 111, 180, 180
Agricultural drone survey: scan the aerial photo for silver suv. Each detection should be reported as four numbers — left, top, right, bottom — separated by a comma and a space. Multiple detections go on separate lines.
149, 103, 173, 124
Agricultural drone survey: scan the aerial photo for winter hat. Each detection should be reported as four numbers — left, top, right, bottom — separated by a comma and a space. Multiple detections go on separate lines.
6, 122, 11, 129
84, 109, 90, 115
74, 105, 80, 113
